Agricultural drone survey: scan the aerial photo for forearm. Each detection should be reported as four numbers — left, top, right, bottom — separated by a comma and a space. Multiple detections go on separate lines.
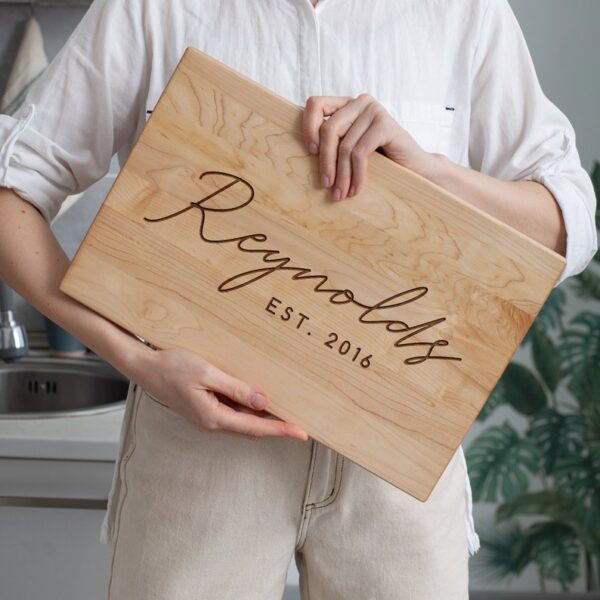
0, 187, 152, 380
427, 154, 567, 257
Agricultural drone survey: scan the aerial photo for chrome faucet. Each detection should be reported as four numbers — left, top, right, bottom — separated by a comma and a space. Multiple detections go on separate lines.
0, 281, 28, 362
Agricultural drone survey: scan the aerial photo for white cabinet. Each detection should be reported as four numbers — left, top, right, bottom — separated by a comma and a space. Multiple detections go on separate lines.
0, 458, 114, 600
0, 506, 108, 600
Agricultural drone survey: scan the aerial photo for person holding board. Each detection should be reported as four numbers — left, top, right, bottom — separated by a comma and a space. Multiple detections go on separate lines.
0, 1, 597, 598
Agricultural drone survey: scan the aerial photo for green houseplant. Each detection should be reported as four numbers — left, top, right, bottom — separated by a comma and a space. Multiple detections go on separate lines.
466, 162, 600, 593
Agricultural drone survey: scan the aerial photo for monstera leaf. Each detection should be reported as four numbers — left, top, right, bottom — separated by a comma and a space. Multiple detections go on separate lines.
523, 287, 567, 345
501, 363, 547, 416
530, 330, 563, 392
466, 423, 540, 502
473, 521, 580, 586
477, 363, 547, 422
527, 408, 586, 474
567, 361, 600, 410
522, 522, 581, 586
497, 490, 600, 556
560, 312, 600, 409
592, 162, 600, 246
572, 269, 600, 301
554, 447, 600, 532
583, 401, 600, 450
477, 381, 506, 422
473, 523, 532, 581
497, 490, 574, 523
560, 312, 600, 368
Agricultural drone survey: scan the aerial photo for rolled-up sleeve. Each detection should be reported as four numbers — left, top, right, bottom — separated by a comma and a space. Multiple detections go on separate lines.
0, 0, 150, 223
468, 0, 598, 288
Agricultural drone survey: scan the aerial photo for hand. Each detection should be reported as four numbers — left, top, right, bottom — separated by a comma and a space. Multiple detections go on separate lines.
302, 93, 438, 201
135, 347, 309, 442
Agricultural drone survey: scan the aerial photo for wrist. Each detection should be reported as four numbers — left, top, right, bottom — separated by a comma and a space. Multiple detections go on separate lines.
106, 329, 156, 385
420, 152, 455, 188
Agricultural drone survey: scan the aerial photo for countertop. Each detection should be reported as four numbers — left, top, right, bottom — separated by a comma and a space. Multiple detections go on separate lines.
0, 407, 125, 462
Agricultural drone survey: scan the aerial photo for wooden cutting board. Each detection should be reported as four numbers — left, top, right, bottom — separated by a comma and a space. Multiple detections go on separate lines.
60, 47, 565, 501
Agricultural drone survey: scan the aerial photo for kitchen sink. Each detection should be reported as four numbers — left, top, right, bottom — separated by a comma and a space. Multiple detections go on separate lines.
0, 356, 129, 418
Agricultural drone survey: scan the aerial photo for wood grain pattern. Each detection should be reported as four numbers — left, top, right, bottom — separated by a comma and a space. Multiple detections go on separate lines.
60, 47, 565, 501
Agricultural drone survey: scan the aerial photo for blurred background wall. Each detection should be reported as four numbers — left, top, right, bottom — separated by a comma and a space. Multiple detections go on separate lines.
510, 0, 599, 174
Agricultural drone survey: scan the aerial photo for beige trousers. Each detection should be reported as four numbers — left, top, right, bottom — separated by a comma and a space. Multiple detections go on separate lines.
101, 381, 475, 600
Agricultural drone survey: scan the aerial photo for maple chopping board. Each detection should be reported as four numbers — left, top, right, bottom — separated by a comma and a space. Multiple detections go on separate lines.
60, 47, 565, 501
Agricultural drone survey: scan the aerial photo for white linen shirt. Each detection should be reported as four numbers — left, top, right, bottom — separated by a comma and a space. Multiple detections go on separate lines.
0, 0, 597, 285
0, 0, 598, 552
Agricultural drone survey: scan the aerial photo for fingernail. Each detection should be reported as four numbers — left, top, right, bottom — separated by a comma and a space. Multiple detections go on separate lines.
321, 173, 330, 187
333, 187, 341, 201
309, 142, 319, 154
348, 184, 356, 197
251, 393, 267, 409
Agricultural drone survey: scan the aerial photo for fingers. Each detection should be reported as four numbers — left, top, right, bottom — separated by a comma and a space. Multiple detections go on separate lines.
303, 95, 352, 156
197, 364, 309, 441
315, 95, 373, 195
147, 349, 309, 442
349, 123, 386, 197
201, 362, 268, 411
214, 407, 309, 441
303, 93, 391, 201
334, 109, 374, 200
318, 105, 360, 191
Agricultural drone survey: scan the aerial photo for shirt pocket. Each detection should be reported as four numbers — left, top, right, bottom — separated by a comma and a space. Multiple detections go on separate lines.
379, 99, 456, 157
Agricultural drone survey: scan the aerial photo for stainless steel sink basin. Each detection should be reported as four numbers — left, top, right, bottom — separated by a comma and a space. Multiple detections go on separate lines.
0, 356, 129, 418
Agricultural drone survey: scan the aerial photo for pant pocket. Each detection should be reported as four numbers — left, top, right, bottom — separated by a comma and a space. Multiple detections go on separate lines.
100, 381, 142, 545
